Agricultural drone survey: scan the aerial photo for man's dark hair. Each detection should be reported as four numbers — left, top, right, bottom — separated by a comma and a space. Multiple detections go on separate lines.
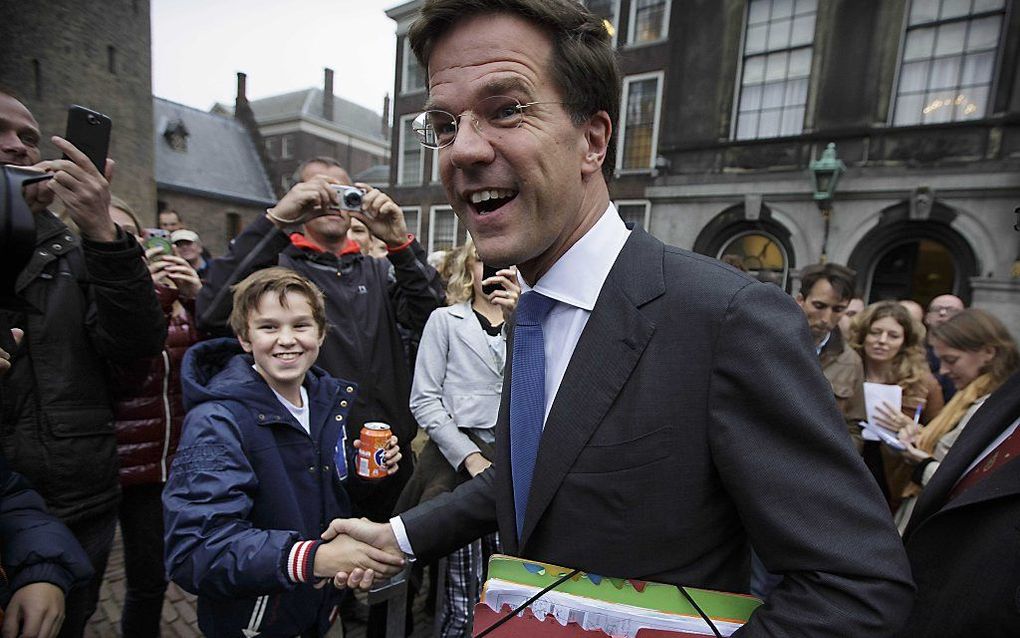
799, 262, 857, 301
408, 0, 621, 180
159, 208, 182, 222
292, 156, 349, 184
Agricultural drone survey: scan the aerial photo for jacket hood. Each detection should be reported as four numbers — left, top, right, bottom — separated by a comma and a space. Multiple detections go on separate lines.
180, 337, 340, 412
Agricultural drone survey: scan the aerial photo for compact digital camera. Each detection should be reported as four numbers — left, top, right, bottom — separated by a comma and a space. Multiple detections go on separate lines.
330, 185, 365, 212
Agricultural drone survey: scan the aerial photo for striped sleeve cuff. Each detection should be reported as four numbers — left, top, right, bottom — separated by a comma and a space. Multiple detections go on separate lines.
287, 540, 321, 583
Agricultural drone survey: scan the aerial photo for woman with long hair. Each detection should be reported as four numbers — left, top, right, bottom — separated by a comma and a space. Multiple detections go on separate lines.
107, 196, 203, 637
400, 238, 519, 637
891, 308, 1019, 531
849, 300, 944, 509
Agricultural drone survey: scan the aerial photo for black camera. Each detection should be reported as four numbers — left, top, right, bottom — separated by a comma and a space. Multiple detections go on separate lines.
330, 185, 365, 212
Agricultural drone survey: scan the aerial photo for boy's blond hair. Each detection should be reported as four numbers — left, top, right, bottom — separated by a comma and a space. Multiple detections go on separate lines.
229, 267, 327, 340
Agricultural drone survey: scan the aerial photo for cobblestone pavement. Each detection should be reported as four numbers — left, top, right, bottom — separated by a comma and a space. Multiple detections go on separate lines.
84, 526, 436, 637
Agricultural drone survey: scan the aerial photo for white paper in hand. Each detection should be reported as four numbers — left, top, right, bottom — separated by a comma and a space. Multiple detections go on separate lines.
862, 382, 906, 450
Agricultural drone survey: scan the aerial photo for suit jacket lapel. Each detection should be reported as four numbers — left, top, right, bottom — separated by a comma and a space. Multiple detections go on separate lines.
905, 371, 1020, 539
513, 228, 665, 548
450, 302, 503, 375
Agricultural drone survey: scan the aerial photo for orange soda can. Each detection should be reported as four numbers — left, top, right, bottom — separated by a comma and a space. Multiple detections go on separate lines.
357, 422, 391, 479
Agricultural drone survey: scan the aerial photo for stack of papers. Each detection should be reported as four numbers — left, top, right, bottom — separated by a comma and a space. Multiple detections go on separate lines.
861, 382, 906, 450
473, 555, 761, 638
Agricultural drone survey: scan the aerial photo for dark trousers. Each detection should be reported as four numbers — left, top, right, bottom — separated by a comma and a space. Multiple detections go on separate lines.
59, 508, 118, 638
119, 483, 169, 638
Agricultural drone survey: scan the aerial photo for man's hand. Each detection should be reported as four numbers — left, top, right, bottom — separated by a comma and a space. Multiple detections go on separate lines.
1, 582, 65, 638
265, 176, 342, 230
321, 517, 401, 556
462, 452, 492, 478
34, 136, 116, 242
311, 532, 405, 580
351, 183, 408, 248
0, 328, 25, 377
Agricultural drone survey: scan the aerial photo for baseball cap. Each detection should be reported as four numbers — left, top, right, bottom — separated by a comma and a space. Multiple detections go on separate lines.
171, 229, 200, 244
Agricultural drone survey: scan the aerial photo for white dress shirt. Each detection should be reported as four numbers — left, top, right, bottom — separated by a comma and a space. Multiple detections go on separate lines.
391, 204, 630, 554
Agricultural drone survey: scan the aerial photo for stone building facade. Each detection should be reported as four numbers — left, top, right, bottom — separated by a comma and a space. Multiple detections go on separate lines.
385, 0, 1020, 336
1, 0, 157, 218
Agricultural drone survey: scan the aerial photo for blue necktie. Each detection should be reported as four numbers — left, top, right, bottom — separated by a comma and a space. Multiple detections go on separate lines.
509, 290, 557, 540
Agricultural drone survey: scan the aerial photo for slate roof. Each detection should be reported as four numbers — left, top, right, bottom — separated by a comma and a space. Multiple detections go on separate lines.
153, 98, 276, 205
247, 88, 387, 144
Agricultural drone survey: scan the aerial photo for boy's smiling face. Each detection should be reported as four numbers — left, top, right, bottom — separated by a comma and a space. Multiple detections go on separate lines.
238, 290, 324, 402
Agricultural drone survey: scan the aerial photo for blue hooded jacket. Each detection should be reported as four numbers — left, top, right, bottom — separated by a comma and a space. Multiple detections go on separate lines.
163, 337, 363, 638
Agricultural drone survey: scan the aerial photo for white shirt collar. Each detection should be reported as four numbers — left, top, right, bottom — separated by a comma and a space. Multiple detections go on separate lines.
518, 204, 630, 311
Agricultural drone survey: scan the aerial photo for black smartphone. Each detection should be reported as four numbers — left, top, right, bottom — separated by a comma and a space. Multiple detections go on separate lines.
64, 105, 111, 174
481, 264, 501, 296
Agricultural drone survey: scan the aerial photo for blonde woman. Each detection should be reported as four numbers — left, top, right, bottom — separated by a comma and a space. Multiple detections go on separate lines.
892, 309, 1019, 532
400, 238, 519, 637
849, 301, 944, 509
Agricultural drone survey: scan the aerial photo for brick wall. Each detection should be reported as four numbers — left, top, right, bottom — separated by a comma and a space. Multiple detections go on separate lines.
0, 0, 156, 217
154, 190, 268, 258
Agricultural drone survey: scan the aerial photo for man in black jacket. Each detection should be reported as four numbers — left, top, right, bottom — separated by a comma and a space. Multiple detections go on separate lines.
0, 90, 166, 637
197, 157, 445, 521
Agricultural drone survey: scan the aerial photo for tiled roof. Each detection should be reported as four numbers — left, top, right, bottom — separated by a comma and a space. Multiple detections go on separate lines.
153, 97, 276, 205
248, 88, 387, 144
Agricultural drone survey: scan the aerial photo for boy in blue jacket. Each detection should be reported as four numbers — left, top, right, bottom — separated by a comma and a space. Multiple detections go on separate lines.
163, 267, 405, 637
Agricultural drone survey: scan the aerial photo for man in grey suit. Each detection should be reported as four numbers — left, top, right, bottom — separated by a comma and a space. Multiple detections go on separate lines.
324, 0, 914, 634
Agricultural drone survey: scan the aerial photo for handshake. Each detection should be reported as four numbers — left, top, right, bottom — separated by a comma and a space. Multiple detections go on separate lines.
311, 518, 404, 590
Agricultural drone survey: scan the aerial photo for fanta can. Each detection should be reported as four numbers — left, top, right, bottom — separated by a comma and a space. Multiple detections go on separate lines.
357, 422, 391, 479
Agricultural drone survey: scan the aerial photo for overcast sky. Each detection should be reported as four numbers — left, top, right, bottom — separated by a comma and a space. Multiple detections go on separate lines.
151, 0, 403, 116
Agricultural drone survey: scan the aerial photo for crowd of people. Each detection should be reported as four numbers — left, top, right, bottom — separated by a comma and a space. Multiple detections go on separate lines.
2, 1, 1019, 637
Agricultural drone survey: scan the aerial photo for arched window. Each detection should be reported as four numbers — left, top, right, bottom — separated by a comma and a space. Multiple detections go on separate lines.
718, 231, 790, 288
693, 203, 796, 291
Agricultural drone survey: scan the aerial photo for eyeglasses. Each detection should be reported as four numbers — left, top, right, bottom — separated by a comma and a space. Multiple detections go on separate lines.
411, 95, 561, 150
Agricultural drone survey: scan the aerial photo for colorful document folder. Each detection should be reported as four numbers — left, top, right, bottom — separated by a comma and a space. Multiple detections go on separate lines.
473, 555, 762, 638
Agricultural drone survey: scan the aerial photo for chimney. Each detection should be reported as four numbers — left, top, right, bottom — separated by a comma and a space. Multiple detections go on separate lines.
323, 68, 334, 120
235, 72, 248, 111
382, 93, 390, 141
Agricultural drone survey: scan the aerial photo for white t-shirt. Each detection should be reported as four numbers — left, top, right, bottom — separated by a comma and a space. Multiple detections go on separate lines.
269, 385, 311, 435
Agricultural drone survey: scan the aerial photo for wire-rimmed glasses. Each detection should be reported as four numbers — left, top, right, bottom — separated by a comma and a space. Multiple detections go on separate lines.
411, 95, 561, 150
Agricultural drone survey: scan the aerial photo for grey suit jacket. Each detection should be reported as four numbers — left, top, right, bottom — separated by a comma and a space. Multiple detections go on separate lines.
402, 227, 913, 636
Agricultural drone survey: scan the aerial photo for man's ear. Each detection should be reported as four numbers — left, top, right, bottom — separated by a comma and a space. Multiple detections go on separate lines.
581, 110, 612, 178
795, 293, 805, 305
238, 334, 253, 353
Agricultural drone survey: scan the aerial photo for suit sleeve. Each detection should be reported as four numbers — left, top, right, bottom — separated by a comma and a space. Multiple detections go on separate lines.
708, 283, 914, 637
400, 466, 499, 561
162, 404, 304, 598
196, 214, 292, 336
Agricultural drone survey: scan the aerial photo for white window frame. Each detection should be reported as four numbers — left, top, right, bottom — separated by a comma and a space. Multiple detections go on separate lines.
431, 148, 441, 183
280, 134, 293, 159
428, 205, 459, 254
888, 0, 1006, 127
616, 71, 664, 174
401, 206, 421, 237
401, 37, 427, 95
614, 199, 652, 230
627, 0, 672, 47
397, 113, 424, 186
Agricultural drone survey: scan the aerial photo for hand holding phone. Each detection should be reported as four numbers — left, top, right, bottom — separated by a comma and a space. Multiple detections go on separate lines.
63, 106, 111, 175
481, 264, 501, 296
143, 228, 173, 259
